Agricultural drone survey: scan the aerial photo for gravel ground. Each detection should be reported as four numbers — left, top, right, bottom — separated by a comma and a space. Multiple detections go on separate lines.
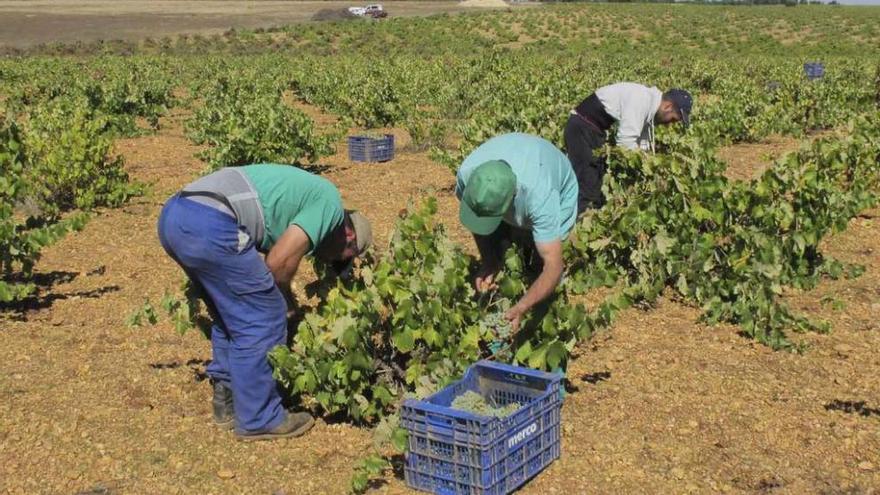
1, 106, 878, 494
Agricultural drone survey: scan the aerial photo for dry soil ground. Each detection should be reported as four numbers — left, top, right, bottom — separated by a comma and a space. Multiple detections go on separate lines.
0, 0, 511, 48
1, 101, 879, 495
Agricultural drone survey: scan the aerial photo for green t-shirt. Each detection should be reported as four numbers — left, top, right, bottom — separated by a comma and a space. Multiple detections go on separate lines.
242, 164, 344, 253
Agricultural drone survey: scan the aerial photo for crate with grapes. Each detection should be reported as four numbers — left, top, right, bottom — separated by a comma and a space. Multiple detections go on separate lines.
401, 361, 563, 494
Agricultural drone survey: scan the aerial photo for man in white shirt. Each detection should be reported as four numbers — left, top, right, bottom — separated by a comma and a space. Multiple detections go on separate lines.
564, 83, 693, 210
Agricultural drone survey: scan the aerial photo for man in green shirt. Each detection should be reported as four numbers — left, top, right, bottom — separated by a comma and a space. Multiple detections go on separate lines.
456, 133, 578, 332
157, 164, 372, 441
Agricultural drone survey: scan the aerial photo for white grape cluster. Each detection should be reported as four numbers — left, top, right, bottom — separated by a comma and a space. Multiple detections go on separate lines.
451, 391, 520, 418
483, 312, 512, 341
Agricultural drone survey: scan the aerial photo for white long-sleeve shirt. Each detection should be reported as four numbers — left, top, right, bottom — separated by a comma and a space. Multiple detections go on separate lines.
595, 82, 663, 152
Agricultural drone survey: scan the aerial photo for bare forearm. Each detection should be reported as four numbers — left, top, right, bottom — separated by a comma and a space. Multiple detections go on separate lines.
502, 239, 563, 332
265, 224, 310, 292
266, 253, 300, 287
515, 260, 563, 313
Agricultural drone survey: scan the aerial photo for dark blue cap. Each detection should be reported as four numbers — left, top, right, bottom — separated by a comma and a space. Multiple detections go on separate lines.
664, 89, 693, 127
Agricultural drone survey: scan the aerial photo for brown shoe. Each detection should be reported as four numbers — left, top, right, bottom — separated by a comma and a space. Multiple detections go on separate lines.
235, 412, 315, 442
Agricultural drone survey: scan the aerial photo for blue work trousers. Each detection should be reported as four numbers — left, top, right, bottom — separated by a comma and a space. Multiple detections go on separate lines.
157, 194, 286, 433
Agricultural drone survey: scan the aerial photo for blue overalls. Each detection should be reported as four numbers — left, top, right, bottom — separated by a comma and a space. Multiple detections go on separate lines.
157, 194, 287, 433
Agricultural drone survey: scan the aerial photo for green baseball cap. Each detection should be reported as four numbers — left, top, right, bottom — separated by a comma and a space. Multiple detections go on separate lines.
459, 160, 516, 235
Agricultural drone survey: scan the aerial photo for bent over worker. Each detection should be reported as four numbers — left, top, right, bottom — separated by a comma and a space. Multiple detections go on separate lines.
456, 133, 578, 331
565, 82, 693, 210
157, 164, 371, 441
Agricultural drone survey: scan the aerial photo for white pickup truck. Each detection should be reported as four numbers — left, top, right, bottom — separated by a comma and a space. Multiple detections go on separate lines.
347, 4, 386, 17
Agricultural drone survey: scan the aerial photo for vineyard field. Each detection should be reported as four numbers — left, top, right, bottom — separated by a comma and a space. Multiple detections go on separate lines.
1, 3, 880, 494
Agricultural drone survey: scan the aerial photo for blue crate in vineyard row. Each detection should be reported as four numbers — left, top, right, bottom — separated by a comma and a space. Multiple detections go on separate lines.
348, 134, 395, 162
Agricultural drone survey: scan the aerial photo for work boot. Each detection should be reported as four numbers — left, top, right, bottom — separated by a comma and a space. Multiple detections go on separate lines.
235, 411, 315, 442
211, 380, 234, 430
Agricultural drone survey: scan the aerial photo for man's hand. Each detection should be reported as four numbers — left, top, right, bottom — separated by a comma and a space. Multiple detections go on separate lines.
504, 304, 526, 333
472, 232, 503, 293
474, 263, 500, 293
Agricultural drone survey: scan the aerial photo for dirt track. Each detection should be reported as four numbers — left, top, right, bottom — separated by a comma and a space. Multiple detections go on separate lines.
0, 1, 509, 48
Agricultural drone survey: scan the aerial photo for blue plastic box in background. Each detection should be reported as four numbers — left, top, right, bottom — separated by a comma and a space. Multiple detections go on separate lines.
348, 134, 395, 162
804, 62, 825, 81
401, 361, 563, 495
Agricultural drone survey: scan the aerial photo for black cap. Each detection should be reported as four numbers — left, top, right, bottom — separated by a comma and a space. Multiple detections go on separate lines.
664, 89, 693, 127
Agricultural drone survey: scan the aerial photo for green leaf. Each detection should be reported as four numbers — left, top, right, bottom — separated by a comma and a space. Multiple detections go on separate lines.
294, 370, 317, 392
363, 454, 390, 472
372, 385, 393, 405
515, 341, 533, 364
528, 343, 549, 370
589, 238, 612, 250
350, 471, 368, 494
391, 427, 409, 452
342, 327, 359, 349
392, 328, 416, 353
331, 315, 356, 342
546, 340, 566, 371
653, 230, 675, 255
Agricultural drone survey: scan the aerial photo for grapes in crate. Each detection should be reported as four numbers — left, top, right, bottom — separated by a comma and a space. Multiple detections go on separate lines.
450, 391, 521, 418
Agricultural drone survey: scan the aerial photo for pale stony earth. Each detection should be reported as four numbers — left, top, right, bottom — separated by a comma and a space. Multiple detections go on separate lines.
1, 102, 879, 494
0, 0, 513, 48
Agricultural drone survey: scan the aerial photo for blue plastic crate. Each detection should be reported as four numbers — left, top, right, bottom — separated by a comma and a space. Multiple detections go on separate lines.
348, 134, 395, 162
401, 361, 563, 495
804, 62, 825, 80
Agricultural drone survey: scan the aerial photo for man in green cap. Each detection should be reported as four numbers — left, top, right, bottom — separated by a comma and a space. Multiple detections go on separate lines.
456, 133, 579, 331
